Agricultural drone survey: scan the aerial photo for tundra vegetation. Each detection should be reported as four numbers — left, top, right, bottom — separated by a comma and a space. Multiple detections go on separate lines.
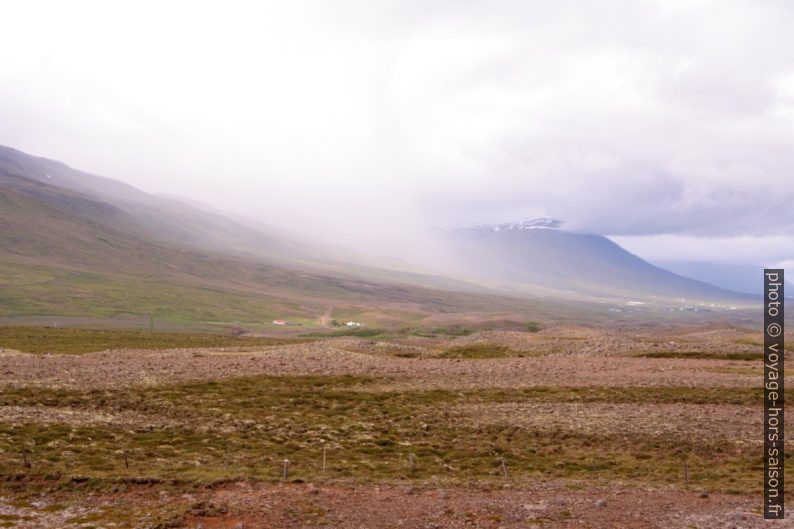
0, 324, 788, 527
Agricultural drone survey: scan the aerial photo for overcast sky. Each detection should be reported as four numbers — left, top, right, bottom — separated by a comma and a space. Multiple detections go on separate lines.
1, 0, 793, 265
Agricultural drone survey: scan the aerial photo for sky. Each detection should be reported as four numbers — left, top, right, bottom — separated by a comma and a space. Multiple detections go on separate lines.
1, 0, 793, 266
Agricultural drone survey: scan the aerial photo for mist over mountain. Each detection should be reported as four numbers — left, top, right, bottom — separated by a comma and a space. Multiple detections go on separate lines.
0, 145, 754, 328
431, 218, 746, 301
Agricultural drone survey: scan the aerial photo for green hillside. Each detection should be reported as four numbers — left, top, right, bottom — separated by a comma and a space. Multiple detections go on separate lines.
0, 150, 555, 328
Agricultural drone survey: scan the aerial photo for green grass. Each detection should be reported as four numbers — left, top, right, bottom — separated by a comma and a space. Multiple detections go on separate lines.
734, 338, 762, 347
0, 376, 779, 494
638, 351, 764, 361
0, 381, 767, 409
735, 338, 794, 353
0, 263, 313, 323
407, 326, 474, 338
305, 328, 386, 338
505, 385, 766, 405
439, 344, 535, 359
0, 326, 312, 354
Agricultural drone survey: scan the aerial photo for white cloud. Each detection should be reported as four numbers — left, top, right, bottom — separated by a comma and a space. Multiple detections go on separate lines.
0, 0, 793, 259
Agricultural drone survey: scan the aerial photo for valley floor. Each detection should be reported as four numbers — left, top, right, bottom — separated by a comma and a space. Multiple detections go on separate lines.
0, 324, 790, 528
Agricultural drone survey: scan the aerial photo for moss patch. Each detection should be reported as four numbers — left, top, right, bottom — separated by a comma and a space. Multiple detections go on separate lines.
439, 344, 536, 359
0, 376, 781, 494
0, 326, 312, 354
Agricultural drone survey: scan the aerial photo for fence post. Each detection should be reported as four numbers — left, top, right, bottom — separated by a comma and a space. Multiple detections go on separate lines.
684, 459, 689, 486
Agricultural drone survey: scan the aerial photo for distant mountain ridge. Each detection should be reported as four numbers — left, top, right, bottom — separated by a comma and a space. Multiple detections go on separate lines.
437, 217, 748, 301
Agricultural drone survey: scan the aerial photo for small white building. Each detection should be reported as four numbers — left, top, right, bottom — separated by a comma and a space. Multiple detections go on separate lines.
346, 321, 363, 327
272, 320, 287, 326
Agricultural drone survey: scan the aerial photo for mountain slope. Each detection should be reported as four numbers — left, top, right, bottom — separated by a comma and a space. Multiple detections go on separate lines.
0, 145, 491, 293
1, 154, 553, 326
437, 219, 746, 301
0, 145, 326, 264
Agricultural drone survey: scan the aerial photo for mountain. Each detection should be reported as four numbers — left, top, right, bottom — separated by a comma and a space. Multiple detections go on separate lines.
0, 145, 753, 329
0, 146, 327, 265
0, 146, 491, 292
434, 218, 747, 301
0, 146, 557, 328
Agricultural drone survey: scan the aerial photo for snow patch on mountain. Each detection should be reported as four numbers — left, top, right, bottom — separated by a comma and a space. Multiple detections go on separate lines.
456, 217, 563, 232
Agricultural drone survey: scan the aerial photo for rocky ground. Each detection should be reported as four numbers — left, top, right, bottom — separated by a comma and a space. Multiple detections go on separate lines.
0, 328, 772, 391
0, 480, 783, 529
0, 324, 790, 528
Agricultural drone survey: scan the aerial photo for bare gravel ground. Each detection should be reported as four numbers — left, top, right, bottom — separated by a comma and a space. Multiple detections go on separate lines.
0, 338, 775, 391
0, 481, 783, 529
442, 325, 768, 356
181, 481, 785, 529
